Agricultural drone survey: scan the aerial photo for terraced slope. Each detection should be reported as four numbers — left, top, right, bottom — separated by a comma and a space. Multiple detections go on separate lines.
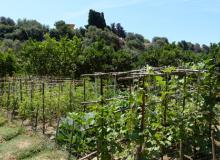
0, 115, 68, 160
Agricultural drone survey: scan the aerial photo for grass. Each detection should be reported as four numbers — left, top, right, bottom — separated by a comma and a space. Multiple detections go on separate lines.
0, 134, 46, 160
0, 126, 23, 142
24, 149, 69, 160
0, 115, 7, 127
0, 113, 69, 160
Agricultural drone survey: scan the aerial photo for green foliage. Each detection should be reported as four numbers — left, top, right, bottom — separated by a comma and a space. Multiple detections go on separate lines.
0, 51, 17, 77
152, 37, 169, 47
21, 35, 81, 76
87, 9, 107, 29
0, 11, 219, 77
0, 61, 219, 159
137, 44, 204, 67
8, 19, 48, 41
110, 23, 126, 38
50, 20, 75, 39
0, 79, 98, 130
126, 33, 145, 50
0, 17, 15, 26
56, 62, 219, 159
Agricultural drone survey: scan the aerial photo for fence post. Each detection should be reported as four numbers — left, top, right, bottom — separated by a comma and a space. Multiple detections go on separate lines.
69, 81, 73, 112
30, 81, 34, 130
55, 117, 61, 144
0, 79, 2, 110
7, 81, 10, 118
35, 106, 39, 132
42, 82, 45, 134
180, 74, 187, 160
68, 119, 75, 160
211, 130, 216, 160
136, 77, 145, 160
114, 75, 117, 97
20, 79, 23, 102
100, 77, 104, 160
11, 80, 16, 121
57, 83, 61, 120
83, 79, 86, 112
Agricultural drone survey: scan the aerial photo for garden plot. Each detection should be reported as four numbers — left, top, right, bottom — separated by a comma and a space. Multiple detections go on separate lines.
0, 135, 46, 160
0, 126, 22, 142
0, 113, 69, 160
24, 150, 68, 160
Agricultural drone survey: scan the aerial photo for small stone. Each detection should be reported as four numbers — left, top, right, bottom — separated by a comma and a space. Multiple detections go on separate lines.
23, 119, 30, 126
50, 135, 55, 140
45, 127, 56, 135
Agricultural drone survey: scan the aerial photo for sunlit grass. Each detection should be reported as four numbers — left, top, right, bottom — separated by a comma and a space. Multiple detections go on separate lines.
0, 126, 23, 142
24, 149, 69, 160
0, 134, 46, 159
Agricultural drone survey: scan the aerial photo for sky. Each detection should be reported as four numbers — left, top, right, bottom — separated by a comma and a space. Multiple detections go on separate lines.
1, 0, 220, 45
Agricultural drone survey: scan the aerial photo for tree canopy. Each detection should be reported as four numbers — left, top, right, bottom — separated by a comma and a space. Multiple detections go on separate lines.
87, 9, 107, 29
0, 10, 219, 77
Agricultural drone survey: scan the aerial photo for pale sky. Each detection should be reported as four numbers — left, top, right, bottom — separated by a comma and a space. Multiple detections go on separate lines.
1, 0, 220, 44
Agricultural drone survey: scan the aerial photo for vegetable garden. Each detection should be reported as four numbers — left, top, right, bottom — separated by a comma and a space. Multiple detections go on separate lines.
0, 60, 219, 160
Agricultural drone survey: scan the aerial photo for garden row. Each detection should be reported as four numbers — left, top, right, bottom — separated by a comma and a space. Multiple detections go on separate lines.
57, 61, 220, 160
0, 60, 219, 160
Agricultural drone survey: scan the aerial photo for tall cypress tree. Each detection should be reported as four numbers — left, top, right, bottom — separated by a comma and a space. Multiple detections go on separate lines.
88, 9, 106, 29
116, 23, 126, 38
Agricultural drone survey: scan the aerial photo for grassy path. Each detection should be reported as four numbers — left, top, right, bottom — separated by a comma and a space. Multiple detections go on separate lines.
0, 114, 68, 160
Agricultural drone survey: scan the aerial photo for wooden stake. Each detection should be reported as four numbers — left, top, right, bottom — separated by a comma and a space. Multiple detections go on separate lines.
7, 81, 10, 118
180, 74, 187, 160
11, 81, 16, 121
211, 130, 216, 160
136, 77, 145, 160
69, 82, 71, 112
19, 79, 22, 102
83, 79, 86, 112
42, 82, 45, 134
68, 120, 75, 159
55, 117, 61, 144
30, 81, 34, 129
35, 106, 39, 132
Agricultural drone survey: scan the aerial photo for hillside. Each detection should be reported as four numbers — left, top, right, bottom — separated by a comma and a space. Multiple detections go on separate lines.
0, 10, 219, 78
